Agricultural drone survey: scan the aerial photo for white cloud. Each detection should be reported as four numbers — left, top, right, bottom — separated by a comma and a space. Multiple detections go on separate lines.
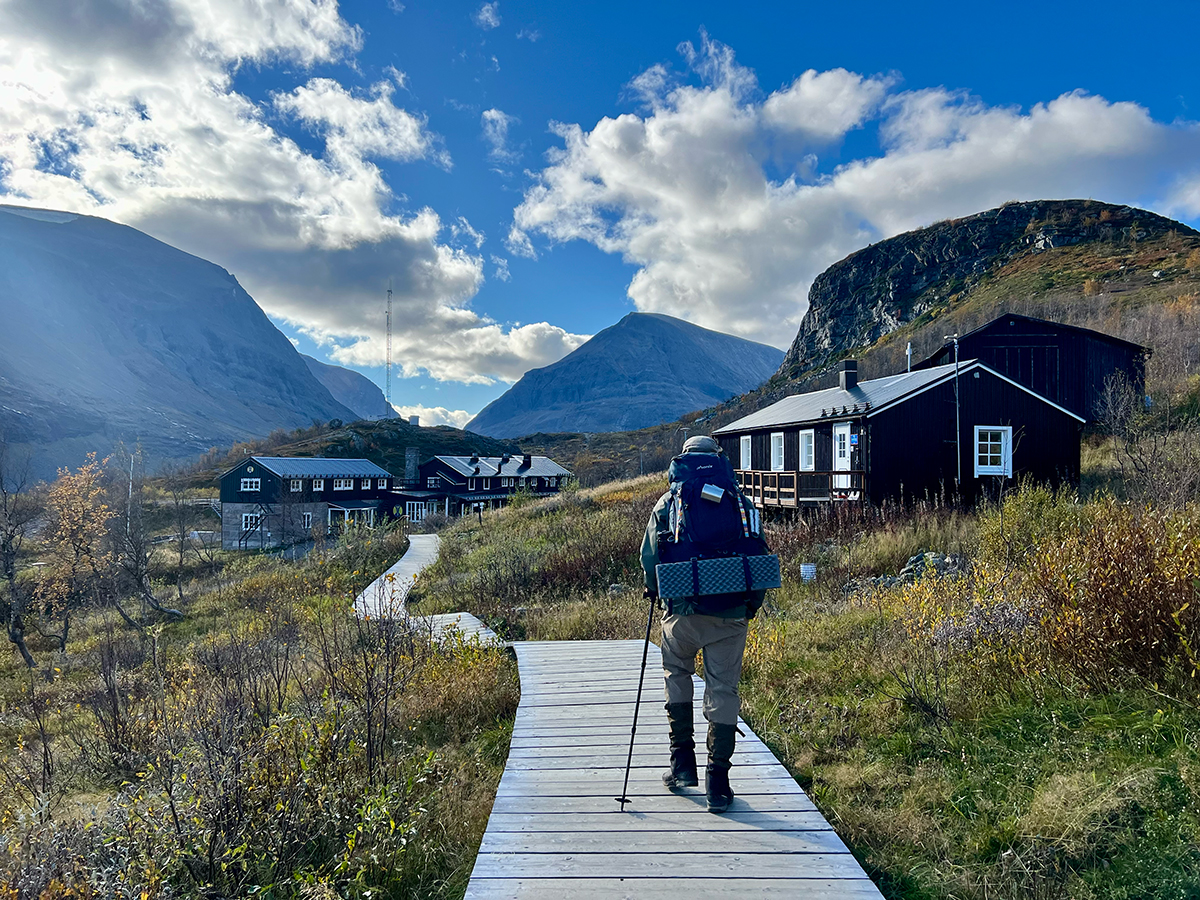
0, 0, 580, 386
490, 255, 511, 281
516, 28, 540, 42
473, 2, 500, 29
393, 404, 475, 429
513, 36, 1200, 346
481, 108, 520, 166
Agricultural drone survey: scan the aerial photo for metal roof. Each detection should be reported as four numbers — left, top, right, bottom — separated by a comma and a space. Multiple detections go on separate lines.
433, 455, 572, 478
244, 457, 394, 478
714, 361, 1085, 434
917, 313, 1150, 368
326, 499, 383, 510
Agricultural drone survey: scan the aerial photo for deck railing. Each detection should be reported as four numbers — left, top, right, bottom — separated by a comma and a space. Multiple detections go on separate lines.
736, 469, 867, 506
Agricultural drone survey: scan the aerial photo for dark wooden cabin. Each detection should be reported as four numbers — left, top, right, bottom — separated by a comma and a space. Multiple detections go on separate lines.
219, 456, 395, 549
714, 359, 1084, 508
390, 454, 572, 521
914, 313, 1149, 422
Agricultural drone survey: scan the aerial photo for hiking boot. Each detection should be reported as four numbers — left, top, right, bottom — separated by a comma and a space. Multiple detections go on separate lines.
662, 702, 698, 790
706, 721, 737, 813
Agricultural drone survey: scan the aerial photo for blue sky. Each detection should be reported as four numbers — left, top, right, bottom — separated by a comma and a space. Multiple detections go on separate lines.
2, 0, 1198, 425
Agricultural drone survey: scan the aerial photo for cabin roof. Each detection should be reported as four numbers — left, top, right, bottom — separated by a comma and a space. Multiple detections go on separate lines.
226, 456, 394, 479
432, 455, 572, 478
714, 360, 1084, 434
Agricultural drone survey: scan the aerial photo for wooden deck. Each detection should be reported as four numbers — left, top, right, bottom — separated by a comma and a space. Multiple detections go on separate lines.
353, 533, 441, 618
464, 639, 884, 899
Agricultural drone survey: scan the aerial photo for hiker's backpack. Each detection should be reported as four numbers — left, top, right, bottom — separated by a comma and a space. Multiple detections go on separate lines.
656, 452, 777, 613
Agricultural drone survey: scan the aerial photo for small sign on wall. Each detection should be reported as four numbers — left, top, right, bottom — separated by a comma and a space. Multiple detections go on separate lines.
849, 434, 859, 446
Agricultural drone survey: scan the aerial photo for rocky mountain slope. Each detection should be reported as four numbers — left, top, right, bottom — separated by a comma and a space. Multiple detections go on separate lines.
302, 354, 394, 422
780, 200, 1198, 379
0, 205, 356, 478
467, 313, 783, 438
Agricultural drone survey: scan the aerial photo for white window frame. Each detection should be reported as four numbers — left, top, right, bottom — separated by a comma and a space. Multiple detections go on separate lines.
302, 512, 313, 530
332, 478, 353, 491
483, 478, 491, 490
739, 435, 751, 470
312, 479, 324, 492
241, 512, 261, 532
799, 429, 815, 472
974, 426, 1013, 477
376, 478, 388, 489
770, 432, 785, 472
427, 476, 440, 489
290, 479, 302, 492
240, 477, 260, 492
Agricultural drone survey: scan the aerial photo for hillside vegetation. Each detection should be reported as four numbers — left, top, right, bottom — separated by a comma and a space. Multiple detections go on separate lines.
415, 476, 1200, 898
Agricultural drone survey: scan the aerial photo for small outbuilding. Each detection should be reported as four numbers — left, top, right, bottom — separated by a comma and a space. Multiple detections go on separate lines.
713, 359, 1084, 508
915, 312, 1149, 422
219, 456, 396, 550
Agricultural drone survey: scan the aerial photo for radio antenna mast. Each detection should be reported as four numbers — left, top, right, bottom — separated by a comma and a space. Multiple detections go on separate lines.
385, 281, 393, 418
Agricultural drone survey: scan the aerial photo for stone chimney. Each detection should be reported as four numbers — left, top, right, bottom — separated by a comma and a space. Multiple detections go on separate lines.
839, 359, 858, 391
405, 447, 419, 484
409, 415, 420, 427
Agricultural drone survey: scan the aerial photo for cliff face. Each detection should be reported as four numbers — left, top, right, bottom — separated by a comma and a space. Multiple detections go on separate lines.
302, 355, 394, 422
467, 313, 783, 438
779, 200, 1196, 380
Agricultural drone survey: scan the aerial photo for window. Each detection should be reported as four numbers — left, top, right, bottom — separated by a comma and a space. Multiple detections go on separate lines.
240, 477, 260, 492
799, 430, 815, 472
468, 478, 477, 490
974, 426, 1013, 477
290, 479, 302, 492
739, 435, 751, 470
376, 478, 388, 489
770, 432, 785, 471
241, 512, 261, 532
406, 501, 430, 522
333, 478, 353, 490
312, 479, 324, 492
302, 512, 313, 530
835, 429, 848, 462
427, 476, 440, 489
483, 478, 491, 490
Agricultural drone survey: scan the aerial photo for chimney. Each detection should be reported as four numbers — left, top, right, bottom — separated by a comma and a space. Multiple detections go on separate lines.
839, 359, 858, 391
404, 447, 418, 484
409, 415, 420, 427
521, 453, 532, 469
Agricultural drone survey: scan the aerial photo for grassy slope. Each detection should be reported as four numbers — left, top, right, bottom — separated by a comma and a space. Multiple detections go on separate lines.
413, 478, 1200, 899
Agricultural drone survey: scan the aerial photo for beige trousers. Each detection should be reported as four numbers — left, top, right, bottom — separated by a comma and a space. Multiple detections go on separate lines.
660, 613, 748, 725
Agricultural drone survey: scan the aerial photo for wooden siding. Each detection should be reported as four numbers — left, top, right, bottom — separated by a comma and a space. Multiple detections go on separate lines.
920, 316, 1147, 421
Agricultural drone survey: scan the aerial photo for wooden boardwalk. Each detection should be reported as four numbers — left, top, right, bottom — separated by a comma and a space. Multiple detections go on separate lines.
464, 639, 884, 899
354, 533, 441, 618
420, 611, 500, 644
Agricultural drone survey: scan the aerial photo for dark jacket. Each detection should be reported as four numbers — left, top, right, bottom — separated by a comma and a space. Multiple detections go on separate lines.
640, 451, 766, 618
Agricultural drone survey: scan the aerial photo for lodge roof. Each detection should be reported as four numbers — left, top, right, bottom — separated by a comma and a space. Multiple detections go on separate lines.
432, 455, 572, 479
916, 313, 1149, 368
714, 360, 1085, 434
226, 457, 394, 479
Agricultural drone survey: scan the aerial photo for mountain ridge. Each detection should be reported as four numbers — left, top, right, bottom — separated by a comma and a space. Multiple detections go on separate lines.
467, 312, 783, 438
0, 205, 356, 478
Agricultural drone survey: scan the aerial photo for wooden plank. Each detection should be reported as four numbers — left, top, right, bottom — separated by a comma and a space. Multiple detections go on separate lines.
470, 853, 870, 880
504, 752, 781, 770
479, 829, 852, 854
480, 810, 834, 833
465, 878, 883, 900
488, 792, 819, 815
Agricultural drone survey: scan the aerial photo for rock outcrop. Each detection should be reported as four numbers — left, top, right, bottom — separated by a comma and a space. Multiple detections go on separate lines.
467, 313, 784, 438
779, 201, 1196, 380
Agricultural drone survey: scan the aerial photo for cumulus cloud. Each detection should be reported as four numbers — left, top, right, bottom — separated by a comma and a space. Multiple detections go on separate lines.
393, 404, 474, 429
512, 35, 1200, 346
0, 0, 580, 385
481, 108, 520, 166
473, 2, 499, 30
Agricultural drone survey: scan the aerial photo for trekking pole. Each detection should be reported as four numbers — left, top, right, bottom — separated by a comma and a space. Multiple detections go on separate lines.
616, 592, 657, 811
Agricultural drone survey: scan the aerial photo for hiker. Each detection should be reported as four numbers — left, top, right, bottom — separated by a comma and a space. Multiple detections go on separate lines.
640, 435, 768, 814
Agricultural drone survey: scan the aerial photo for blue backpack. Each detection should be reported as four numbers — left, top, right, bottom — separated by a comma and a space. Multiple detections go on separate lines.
658, 452, 770, 612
